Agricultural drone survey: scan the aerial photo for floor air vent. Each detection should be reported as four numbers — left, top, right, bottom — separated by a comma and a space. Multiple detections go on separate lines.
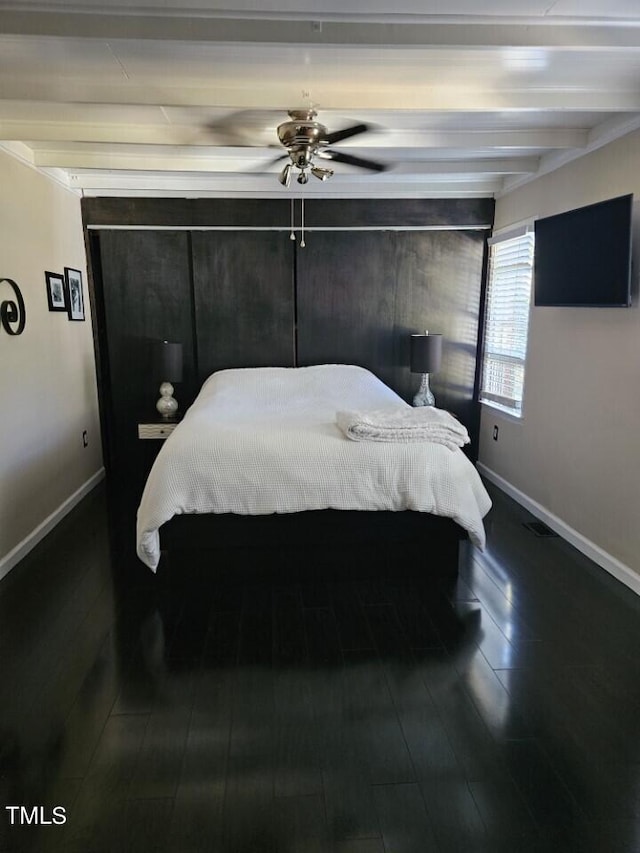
523, 520, 558, 538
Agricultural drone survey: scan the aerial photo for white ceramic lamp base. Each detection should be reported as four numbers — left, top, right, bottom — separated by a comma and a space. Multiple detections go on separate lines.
413, 373, 435, 407
156, 381, 178, 418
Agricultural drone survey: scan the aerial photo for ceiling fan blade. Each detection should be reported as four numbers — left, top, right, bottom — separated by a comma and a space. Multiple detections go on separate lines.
320, 149, 388, 172
253, 153, 289, 172
201, 109, 280, 146
323, 123, 370, 145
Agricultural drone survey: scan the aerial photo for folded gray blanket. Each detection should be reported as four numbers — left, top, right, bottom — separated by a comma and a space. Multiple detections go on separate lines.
336, 406, 470, 450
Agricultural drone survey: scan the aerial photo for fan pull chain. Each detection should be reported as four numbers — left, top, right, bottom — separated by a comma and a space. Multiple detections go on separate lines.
287, 198, 307, 248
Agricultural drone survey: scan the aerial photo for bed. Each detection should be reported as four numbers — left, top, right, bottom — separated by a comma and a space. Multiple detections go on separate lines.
136, 364, 491, 577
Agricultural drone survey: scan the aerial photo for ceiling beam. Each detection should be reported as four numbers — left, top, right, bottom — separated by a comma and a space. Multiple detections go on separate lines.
0, 120, 589, 151
498, 111, 640, 194
1, 78, 639, 112
66, 170, 502, 198
2, 10, 640, 49
31, 146, 539, 175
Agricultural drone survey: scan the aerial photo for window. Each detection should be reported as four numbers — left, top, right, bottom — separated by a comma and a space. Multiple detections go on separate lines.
480, 227, 534, 417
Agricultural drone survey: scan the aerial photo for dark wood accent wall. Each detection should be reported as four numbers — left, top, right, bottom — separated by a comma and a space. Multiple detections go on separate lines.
296, 230, 399, 377
191, 231, 295, 378
97, 230, 194, 472
82, 197, 493, 230
84, 196, 494, 480
296, 229, 487, 443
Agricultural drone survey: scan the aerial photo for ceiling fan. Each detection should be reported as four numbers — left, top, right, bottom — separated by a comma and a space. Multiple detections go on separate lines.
202, 108, 387, 185
272, 108, 387, 186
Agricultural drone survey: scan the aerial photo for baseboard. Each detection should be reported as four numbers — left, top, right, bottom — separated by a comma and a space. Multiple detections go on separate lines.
477, 462, 640, 598
0, 468, 105, 583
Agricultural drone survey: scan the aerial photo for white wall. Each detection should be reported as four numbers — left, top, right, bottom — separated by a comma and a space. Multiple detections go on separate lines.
0, 148, 103, 579
479, 129, 640, 591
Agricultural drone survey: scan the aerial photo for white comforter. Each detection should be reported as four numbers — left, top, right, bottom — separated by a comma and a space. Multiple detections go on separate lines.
136, 365, 491, 570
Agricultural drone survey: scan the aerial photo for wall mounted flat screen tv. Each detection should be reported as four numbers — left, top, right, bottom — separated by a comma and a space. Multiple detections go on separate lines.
534, 193, 633, 307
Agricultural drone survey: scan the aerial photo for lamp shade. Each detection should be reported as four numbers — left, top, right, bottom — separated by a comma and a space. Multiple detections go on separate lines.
410, 333, 442, 374
155, 340, 183, 383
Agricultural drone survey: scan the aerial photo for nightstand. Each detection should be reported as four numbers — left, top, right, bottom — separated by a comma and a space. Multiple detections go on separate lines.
138, 418, 180, 440
137, 416, 181, 482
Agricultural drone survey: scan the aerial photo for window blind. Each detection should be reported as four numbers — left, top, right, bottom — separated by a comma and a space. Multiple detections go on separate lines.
480, 230, 534, 416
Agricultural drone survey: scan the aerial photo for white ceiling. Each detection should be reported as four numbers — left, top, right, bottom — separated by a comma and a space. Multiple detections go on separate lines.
1, 1, 640, 198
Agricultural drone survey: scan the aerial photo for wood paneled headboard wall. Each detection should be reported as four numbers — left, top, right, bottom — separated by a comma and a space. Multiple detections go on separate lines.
83, 197, 493, 475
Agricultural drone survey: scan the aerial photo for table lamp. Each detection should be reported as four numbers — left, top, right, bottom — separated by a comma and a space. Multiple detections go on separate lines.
410, 332, 442, 407
155, 340, 183, 418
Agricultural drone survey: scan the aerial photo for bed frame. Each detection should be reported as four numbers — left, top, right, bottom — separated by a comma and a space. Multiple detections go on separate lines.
157, 509, 465, 583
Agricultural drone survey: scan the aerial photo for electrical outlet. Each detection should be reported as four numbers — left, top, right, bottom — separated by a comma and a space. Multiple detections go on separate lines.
82, 430, 88, 448
492, 425, 499, 441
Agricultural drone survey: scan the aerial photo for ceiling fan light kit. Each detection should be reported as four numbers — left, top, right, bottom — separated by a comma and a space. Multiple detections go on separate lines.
278, 162, 292, 186
311, 166, 333, 181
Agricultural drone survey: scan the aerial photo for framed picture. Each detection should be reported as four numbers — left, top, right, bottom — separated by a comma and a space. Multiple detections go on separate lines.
64, 267, 85, 321
45, 270, 67, 312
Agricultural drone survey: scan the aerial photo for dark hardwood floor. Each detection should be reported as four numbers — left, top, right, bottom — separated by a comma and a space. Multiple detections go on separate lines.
1, 480, 640, 852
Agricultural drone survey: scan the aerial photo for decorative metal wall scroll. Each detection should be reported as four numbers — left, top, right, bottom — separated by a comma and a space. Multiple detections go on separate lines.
1, 278, 26, 336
